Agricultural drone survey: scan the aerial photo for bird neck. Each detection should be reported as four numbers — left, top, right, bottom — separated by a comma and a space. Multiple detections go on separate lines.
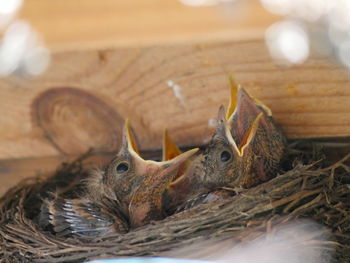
163, 154, 209, 213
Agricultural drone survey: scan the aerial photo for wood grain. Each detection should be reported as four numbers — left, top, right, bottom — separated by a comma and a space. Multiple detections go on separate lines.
1, 40, 350, 161
0, 150, 161, 196
17, 0, 280, 51
32, 87, 124, 154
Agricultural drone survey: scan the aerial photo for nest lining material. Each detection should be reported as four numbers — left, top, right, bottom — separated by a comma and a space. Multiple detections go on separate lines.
0, 142, 350, 262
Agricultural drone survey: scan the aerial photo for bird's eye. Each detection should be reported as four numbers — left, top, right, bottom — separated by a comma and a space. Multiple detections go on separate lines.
220, 150, 231, 162
116, 162, 129, 174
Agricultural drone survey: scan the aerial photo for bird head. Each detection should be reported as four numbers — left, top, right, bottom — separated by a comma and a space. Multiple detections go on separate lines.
160, 129, 204, 213
225, 76, 273, 146
203, 76, 285, 189
202, 104, 262, 189
162, 129, 196, 186
103, 120, 198, 228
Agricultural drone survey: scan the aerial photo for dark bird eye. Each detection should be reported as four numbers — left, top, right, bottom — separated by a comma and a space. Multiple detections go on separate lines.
116, 163, 129, 174
220, 150, 231, 162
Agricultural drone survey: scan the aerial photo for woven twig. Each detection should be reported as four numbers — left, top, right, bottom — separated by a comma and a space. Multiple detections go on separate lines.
0, 143, 350, 262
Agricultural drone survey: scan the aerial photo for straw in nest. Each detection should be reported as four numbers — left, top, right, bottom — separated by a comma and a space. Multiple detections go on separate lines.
0, 141, 350, 262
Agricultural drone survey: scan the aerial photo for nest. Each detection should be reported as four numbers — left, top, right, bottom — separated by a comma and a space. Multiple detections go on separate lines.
1, 141, 350, 262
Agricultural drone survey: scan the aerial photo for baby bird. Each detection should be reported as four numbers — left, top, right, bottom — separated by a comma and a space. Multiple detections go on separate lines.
39, 120, 198, 238
162, 130, 201, 213
163, 80, 286, 212
161, 113, 257, 213
202, 79, 286, 189
201, 105, 263, 189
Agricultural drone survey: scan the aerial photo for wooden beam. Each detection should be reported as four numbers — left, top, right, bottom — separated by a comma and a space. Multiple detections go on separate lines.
17, 0, 280, 51
1, 40, 350, 161
0, 150, 161, 196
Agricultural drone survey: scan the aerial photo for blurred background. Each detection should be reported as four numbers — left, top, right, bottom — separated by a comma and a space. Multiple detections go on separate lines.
1, 0, 350, 195
0, 3, 347, 262
1, 0, 350, 76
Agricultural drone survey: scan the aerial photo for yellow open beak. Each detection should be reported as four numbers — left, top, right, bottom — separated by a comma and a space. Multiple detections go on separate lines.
124, 119, 140, 155
225, 74, 238, 121
162, 129, 182, 161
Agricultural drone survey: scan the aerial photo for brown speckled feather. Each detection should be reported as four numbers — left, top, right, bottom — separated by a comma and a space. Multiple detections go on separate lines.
39, 197, 128, 238
165, 84, 286, 212
228, 87, 286, 187
38, 121, 199, 237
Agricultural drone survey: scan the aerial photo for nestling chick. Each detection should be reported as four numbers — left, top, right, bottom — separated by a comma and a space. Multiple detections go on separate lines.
164, 80, 286, 212
202, 79, 286, 189
162, 115, 261, 213
39, 120, 198, 237
162, 130, 210, 214
162, 114, 256, 213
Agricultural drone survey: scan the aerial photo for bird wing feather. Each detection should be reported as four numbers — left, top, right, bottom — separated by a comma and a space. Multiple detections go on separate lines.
39, 198, 128, 238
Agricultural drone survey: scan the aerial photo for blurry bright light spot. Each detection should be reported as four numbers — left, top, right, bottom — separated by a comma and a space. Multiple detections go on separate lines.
327, 0, 350, 32
23, 46, 50, 76
327, 24, 348, 47
295, 0, 331, 22
0, 0, 23, 27
0, 1, 50, 76
338, 40, 350, 68
0, 0, 22, 15
260, 0, 293, 16
178, 0, 235, 6
261, 0, 334, 22
265, 21, 309, 64
260, 0, 350, 71
0, 20, 31, 75
0, 20, 50, 76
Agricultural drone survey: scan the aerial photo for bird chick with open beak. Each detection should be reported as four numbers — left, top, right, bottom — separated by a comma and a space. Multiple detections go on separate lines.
163, 79, 286, 212
39, 121, 198, 238
161, 130, 232, 214
161, 130, 206, 214
202, 78, 286, 189
161, 116, 250, 214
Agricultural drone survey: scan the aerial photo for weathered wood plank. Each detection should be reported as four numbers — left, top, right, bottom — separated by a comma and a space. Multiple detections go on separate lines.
1, 40, 350, 161
0, 150, 161, 196
0, 154, 106, 197
18, 0, 279, 50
